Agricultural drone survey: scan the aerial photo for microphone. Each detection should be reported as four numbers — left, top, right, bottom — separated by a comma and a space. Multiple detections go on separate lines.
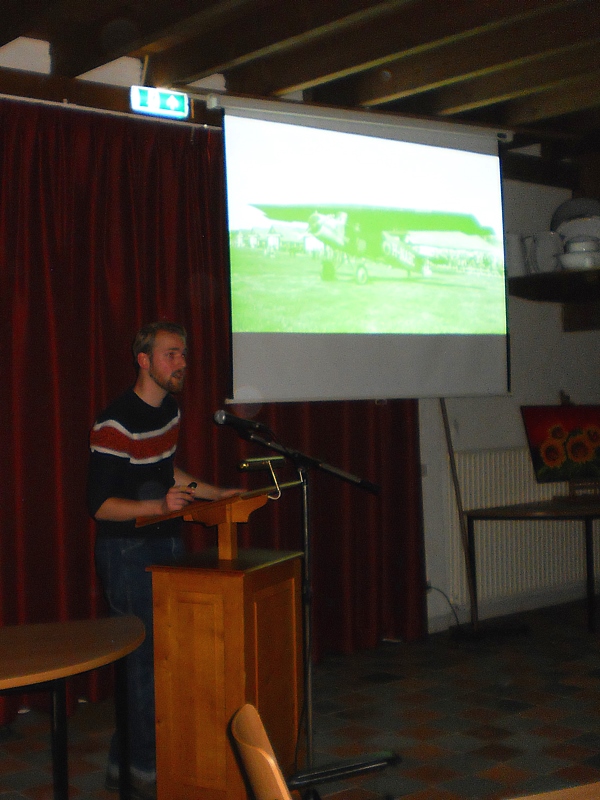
239, 456, 286, 471
213, 409, 272, 435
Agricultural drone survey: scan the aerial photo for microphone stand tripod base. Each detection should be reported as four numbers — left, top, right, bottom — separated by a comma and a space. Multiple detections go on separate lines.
288, 751, 400, 800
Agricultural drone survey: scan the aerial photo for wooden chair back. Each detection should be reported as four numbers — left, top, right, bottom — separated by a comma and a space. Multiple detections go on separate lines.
230, 703, 294, 800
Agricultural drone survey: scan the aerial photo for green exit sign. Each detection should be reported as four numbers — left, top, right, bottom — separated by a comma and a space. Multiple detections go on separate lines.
130, 86, 190, 120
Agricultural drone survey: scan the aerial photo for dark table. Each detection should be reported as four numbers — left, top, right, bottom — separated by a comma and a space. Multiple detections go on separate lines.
464, 498, 600, 632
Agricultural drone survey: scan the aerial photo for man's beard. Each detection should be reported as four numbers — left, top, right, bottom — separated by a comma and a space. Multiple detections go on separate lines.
149, 365, 185, 394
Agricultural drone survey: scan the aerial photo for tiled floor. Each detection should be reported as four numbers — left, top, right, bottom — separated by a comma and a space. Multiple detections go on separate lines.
311, 600, 600, 800
0, 698, 114, 799
2, 601, 600, 799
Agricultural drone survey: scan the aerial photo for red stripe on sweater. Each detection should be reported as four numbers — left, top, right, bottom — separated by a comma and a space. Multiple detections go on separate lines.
90, 421, 180, 462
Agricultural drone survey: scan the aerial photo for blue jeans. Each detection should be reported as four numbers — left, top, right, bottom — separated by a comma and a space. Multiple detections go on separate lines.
95, 535, 185, 781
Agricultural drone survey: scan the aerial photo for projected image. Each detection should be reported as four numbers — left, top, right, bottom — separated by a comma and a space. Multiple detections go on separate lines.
224, 114, 506, 336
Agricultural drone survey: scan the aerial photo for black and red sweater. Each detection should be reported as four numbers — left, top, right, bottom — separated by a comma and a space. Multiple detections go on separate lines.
88, 388, 182, 538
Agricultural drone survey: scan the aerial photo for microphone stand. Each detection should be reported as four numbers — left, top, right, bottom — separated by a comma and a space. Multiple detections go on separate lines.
233, 428, 399, 798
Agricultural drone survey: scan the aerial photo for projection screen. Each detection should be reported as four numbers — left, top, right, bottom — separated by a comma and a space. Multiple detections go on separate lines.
220, 97, 509, 403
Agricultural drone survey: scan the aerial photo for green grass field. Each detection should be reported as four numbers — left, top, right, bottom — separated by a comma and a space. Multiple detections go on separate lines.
231, 249, 507, 335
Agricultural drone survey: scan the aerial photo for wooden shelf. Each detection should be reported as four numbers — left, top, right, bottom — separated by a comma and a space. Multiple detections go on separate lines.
508, 269, 600, 303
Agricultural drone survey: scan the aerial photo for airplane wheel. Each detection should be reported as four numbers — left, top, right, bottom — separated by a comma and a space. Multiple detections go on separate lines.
321, 261, 336, 281
355, 265, 368, 285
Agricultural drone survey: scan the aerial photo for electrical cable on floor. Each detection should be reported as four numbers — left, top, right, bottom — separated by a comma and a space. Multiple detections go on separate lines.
427, 584, 461, 628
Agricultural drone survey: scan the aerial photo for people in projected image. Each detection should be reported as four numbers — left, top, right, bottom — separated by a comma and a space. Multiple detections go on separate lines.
347, 220, 367, 256
87, 321, 238, 800
265, 228, 280, 256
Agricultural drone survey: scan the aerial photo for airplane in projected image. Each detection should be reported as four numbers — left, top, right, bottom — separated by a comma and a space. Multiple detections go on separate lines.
251, 203, 502, 285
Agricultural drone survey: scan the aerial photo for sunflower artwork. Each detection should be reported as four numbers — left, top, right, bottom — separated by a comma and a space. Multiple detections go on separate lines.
521, 405, 600, 484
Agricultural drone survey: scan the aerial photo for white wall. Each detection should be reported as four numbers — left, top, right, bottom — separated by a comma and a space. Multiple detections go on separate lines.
420, 179, 600, 631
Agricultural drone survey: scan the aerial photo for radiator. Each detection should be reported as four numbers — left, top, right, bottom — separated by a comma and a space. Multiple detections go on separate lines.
448, 447, 597, 610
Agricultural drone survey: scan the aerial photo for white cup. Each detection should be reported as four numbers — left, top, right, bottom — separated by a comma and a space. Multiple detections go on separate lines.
523, 231, 563, 273
504, 234, 527, 277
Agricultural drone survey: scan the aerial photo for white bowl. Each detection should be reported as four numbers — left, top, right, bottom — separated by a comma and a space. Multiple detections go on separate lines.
556, 216, 600, 241
551, 198, 600, 230
559, 251, 600, 270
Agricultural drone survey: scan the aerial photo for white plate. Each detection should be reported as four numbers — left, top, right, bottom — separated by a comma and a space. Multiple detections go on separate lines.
558, 251, 600, 270
565, 235, 600, 252
556, 216, 600, 241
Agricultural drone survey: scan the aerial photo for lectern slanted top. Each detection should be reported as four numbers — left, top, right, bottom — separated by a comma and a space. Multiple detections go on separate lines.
136, 492, 268, 560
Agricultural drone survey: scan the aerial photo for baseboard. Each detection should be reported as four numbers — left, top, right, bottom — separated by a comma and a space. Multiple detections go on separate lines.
427, 582, 587, 635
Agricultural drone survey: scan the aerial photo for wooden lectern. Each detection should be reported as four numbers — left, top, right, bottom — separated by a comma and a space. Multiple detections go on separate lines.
141, 494, 304, 800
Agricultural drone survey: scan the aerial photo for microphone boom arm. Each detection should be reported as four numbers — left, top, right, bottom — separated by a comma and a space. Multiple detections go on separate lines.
243, 431, 380, 496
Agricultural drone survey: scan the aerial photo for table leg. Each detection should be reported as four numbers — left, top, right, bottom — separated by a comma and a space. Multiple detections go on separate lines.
585, 519, 596, 633
50, 678, 68, 800
466, 516, 479, 630
114, 656, 131, 800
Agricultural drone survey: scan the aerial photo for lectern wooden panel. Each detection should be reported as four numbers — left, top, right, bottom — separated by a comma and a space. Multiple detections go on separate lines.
150, 549, 303, 800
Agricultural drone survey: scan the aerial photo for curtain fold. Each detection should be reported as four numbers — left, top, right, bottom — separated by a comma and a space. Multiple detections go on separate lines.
0, 98, 426, 721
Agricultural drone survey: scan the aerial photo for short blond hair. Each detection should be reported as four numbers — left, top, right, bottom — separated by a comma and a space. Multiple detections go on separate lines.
132, 322, 186, 366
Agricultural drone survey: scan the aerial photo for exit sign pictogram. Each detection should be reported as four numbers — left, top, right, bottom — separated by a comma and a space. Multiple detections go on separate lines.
130, 86, 189, 120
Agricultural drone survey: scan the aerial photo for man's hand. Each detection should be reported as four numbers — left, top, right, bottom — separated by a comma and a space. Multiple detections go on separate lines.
161, 484, 197, 514
216, 488, 241, 500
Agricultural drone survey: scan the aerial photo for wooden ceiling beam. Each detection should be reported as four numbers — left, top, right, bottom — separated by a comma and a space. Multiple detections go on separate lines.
147, 0, 410, 87
1, 0, 599, 153
0, 65, 222, 125
313, 0, 600, 107
501, 70, 600, 126
225, 0, 573, 98
400, 42, 600, 117
47, 0, 256, 78
0, 0, 57, 47
0, 65, 131, 110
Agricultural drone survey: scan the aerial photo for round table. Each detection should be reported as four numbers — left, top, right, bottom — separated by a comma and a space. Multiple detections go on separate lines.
0, 615, 145, 799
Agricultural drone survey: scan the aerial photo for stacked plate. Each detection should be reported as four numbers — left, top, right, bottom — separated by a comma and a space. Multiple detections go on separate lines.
559, 250, 600, 270
551, 198, 600, 271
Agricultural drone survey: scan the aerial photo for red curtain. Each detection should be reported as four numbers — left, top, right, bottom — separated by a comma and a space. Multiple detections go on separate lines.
0, 98, 426, 717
